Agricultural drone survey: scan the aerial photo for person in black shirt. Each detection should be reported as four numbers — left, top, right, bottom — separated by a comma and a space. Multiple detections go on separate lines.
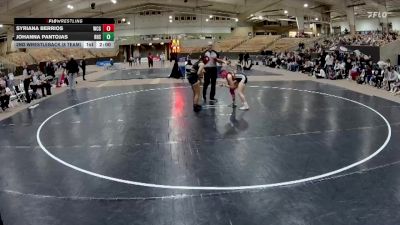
238, 53, 244, 64
80, 57, 86, 80
244, 52, 250, 64
187, 56, 207, 112
148, 53, 154, 68
66, 57, 79, 89
80, 57, 87, 80
22, 64, 32, 103
45, 61, 55, 78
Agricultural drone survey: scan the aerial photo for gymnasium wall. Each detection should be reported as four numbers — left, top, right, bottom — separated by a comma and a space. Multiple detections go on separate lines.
380, 39, 400, 64
231, 26, 253, 36
181, 39, 213, 47
332, 17, 400, 32
0, 42, 6, 56
116, 14, 236, 36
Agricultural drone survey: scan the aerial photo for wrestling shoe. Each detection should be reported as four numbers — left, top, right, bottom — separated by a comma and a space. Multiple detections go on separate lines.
239, 104, 249, 110
193, 104, 202, 112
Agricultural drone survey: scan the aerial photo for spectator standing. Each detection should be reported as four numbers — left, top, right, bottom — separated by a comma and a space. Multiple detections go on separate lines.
129, 55, 133, 67
22, 64, 32, 103
148, 52, 154, 68
160, 52, 165, 67
45, 61, 55, 78
325, 53, 334, 72
66, 57, 79, 90
80, 57, 87, 80
238, 53, 244, 64
137, 53, 142, 65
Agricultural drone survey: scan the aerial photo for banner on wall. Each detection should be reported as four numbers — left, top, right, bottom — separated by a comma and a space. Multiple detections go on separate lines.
170, 39, 181, 53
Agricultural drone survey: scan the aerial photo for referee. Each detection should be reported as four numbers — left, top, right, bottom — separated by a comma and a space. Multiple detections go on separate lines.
203, 42, 223, 103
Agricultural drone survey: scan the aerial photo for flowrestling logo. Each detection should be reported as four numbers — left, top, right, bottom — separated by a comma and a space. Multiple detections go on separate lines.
367, 12, 391, 18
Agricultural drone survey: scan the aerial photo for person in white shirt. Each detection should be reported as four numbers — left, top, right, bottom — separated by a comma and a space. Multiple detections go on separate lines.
333, 60, 343, 79
203, 43, 223, 103
392, 77, 400, 95
160, 52, 165, 66
386, 67, 398, 91
325, 53, 334, 70
30, 70, 48, 98
129, 56, 133, 67
333, 60, 341, 71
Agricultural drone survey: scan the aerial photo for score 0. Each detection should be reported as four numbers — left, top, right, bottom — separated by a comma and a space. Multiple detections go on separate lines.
102, 24, 114, 41
102, 24, 114, 32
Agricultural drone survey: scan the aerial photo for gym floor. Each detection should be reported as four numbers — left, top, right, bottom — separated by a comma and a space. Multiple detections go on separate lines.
0, 68, 400, 224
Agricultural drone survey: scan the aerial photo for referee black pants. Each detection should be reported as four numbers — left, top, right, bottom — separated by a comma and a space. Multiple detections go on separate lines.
203, 67, 217, 100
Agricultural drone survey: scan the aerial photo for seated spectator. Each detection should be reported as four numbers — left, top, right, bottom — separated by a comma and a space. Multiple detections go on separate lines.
0, 77, 11, 111
333, 60, 342, 79
349, 64, 360, 80
313, 64, 326, 79
259, 32, 400, 96
363, 65, 373, 84
268, 57, 276, 68
386, 67, 398, 91
30, 70, 51, 98
375, 68, 385, 88
392, 79, 400, 95
301, 59, 313, 74
242, 59, 254, 70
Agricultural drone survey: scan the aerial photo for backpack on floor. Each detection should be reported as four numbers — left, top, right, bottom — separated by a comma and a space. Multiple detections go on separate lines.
356, 76, 364, 84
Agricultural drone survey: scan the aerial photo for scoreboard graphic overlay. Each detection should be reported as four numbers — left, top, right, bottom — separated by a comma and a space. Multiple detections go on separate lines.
14, 18, 115, 49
